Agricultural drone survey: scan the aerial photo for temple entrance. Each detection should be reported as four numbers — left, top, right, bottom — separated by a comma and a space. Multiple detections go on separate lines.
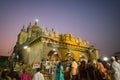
65, 52, 75, 61
48, 49, 61, 61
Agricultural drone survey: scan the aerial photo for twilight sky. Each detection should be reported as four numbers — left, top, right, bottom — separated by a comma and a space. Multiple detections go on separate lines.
0, 0, 120, 57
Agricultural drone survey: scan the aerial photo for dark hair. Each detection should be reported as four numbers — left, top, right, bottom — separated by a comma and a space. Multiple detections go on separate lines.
73, 58, 75, 61
81, 60, 86, 64
23, 69, 26, 73
97, 59, 101, 62
37, 68, 41, 72
57, 62, 62, 68
79, 61, 86, 70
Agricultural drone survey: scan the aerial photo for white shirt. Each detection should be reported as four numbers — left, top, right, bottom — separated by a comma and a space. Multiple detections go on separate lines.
32, 72, 44, 80
112, 61, 120, 80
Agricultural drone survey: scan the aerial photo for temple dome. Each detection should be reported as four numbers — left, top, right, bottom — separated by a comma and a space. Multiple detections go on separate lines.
31, 24, 40, 32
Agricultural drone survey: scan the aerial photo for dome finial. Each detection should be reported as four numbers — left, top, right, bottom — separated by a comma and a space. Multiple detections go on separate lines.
35, 18, 39, 25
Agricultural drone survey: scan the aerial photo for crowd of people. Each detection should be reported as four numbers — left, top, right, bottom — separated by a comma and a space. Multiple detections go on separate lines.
54, 56, 120, 80
0, 56, 120, 80
0, 67, 45, 80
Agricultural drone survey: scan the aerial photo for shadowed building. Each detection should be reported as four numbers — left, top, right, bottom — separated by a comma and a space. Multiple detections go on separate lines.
12, 20, 99, 65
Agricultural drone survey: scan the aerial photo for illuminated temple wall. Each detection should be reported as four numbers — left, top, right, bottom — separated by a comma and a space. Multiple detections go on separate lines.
14, 21, 99, 64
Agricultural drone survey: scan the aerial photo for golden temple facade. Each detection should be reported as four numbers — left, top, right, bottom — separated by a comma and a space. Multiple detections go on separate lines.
13, 21, 99, 64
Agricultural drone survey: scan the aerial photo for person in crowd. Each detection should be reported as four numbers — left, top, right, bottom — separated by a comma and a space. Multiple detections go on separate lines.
96, 59, 108, 80
45, 59, 50, 73
64, 65, 71, 80
71, 58, 78, 80
20, 69, 31, 80
1, 70, 11, 80
102, 61, 111, 71
55, 62, 64, 80
111, 56, 120, 80
32, 68, 44, 80
8, 69, 20, 80
115, 56, 120, 64
86, 60, 97, 80
0, 70, 6, 80
51, 66, 56, 80
78, 60, 88, 80
102, 61, 111, 80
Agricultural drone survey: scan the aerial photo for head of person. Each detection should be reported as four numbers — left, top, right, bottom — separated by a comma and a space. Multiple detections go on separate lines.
59, 62, 62, 66
72, 58, 75, 61
57, 62, 62, 68
22, 69, 26, 73
97, 59, 102, 62
36, 68, 41, 72
115, 56, 119, 61
111, 56, 116, 62
81, 60, 86, 65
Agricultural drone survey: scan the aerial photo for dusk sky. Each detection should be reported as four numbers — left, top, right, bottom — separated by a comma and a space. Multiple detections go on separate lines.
0, 0, 120, 57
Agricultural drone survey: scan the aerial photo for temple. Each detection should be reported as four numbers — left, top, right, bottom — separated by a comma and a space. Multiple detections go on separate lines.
12, 20, 99, 65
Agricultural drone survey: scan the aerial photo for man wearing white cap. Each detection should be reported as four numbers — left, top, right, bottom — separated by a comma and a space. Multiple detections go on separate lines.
111, 56, 120, 80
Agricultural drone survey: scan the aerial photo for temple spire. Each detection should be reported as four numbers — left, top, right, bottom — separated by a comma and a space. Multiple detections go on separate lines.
21, 25, 26, 31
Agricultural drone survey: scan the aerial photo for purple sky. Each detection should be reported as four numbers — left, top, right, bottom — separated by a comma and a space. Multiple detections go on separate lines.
0, 0, 120, 57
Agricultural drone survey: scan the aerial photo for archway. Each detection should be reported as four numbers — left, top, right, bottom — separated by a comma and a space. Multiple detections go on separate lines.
65, 52, 75, 61
79, 53, 88, 62
48, 49, 61, 61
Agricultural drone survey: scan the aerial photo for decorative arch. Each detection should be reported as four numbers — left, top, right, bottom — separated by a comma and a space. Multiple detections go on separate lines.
65, 52, 75, 60
48, 49, 61, 60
